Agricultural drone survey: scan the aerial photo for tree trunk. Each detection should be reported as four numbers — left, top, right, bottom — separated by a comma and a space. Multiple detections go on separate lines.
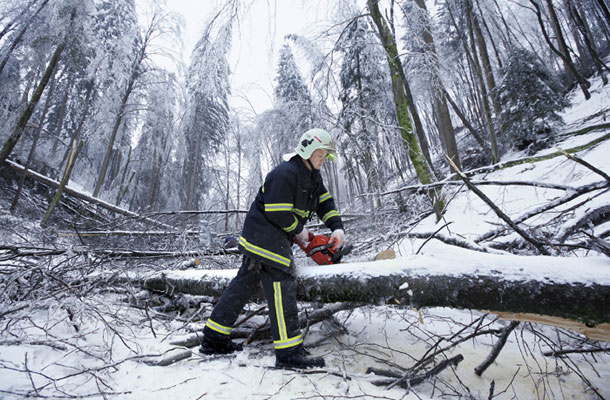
532, 0, 591, 99
563, 0, 593, 73
403, 71, 435, 171
475, 0, 504, 68
568, 0, 609, 84
115, 146, 132, 206
10, 72, 56, 212
596, 0, 610, 25
547, 0, 577, 85
464, 0, 500, 164
235, 130, 243, 231
0, 0, 40, 42
51, 79, 73, 154
59, 79, 95, 170
142, 254, 610, 328
445, 90, 488, 152
5, 159, 171, 228
40, 138, 83, 226
0, 42, 64, 164
93, 21, 152, 198
367, 0, 444, 218
471, 1, 501, 119
93, 76, 135, 198
415, 0, 461, 171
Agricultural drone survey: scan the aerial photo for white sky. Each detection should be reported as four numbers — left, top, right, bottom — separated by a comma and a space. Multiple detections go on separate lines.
163, 0, 326, 118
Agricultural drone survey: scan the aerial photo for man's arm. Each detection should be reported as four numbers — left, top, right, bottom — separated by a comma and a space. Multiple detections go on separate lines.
262, 166, 304, 238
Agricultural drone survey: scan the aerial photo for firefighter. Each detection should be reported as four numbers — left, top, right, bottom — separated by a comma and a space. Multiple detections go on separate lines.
199, 128, 345, 369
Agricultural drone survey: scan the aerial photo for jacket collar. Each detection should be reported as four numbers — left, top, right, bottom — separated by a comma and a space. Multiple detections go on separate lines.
290, 155, 321, 182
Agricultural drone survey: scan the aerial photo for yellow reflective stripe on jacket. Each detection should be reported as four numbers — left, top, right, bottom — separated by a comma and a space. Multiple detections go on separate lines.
319, 192, 332, 203
322, 210, 340, 223
281, 215, 298, 233
206, 318, 231, 336
265, 203, 293, 212
291, 207, 310, 218
238, 236, 291, 267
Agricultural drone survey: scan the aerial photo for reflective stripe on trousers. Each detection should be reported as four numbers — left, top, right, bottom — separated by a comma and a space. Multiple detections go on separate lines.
202, 256, 302, 352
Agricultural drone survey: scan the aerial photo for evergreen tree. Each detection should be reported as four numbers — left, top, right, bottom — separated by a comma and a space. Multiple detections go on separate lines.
181, 20, 232, 211
268, 43, 313, 161
129, 72, 178, 212
495, 47, 570, 152
337, 15, 398, 196
274, 43, 312, 106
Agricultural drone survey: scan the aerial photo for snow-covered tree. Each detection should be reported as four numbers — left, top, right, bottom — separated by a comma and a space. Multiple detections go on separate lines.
180, 18, 232, 212
91, 0, 182, 198
274, 43, 312, 106
129, 72, 179, 212
0, 0, 95, 164
401, 0, 461, 172
267, 43, 313, 163
336, 14, 400, 198
495, 47, 570, 152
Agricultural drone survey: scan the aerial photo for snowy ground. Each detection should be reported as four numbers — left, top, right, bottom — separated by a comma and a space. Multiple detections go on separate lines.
1, 79, 610, 399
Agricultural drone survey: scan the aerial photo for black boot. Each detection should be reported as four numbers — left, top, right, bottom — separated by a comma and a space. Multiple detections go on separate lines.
275, 346, 325, 369
199, 335, 243, 355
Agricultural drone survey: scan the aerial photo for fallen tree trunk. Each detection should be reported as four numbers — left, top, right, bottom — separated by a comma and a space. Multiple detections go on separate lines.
4, 159, 170, 229
143, 251, 610, 338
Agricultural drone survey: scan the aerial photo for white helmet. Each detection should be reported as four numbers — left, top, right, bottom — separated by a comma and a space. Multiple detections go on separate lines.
295, 128, 337, 161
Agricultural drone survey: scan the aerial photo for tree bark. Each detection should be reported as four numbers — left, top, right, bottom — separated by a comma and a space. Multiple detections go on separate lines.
470, 1, 501, 119
142, 254, 610, 328
568, 0, 610, 84
546, 0, 577, 85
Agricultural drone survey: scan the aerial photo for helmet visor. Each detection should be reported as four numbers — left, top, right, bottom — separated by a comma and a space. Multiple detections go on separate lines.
322, 141, 337, 161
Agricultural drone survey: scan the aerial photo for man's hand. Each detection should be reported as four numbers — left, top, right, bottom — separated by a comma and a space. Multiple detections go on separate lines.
329, 229, 345, 250
294, 227, 313, 243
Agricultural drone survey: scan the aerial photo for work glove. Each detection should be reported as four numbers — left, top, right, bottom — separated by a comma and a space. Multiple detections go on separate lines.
294, 227, 314, 244
329, 229, 345, 250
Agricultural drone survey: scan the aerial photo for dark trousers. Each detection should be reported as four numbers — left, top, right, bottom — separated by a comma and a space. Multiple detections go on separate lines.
203, 256, 303, 355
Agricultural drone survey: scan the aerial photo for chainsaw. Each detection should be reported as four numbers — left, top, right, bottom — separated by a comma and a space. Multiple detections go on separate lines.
295, 233, 353, 265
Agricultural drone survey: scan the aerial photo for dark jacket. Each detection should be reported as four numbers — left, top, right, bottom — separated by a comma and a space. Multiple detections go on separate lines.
238, 155, 344, 271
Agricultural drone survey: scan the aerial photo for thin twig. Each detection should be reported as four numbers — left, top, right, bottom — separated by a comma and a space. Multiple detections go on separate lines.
474, 321, 520, 377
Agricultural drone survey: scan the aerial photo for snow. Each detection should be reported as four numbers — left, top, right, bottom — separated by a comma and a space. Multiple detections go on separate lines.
166, 247, 610, 287
2, 68, 610, 400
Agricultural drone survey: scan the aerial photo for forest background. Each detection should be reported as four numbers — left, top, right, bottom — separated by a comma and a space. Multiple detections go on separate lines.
2, 0, 609, 235
2, 0, 610, 398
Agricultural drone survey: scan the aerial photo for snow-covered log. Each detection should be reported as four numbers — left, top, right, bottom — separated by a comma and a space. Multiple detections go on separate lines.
143, 250, 610, 333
